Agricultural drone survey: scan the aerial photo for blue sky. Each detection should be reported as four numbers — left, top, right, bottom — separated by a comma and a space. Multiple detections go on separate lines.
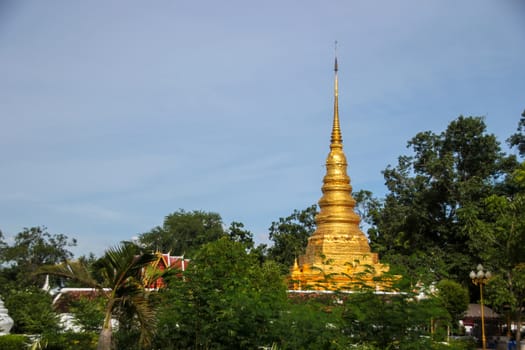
1, 1, 524, 257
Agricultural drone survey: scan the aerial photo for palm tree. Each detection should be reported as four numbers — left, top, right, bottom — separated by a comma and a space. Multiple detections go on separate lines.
39, 242, 160, 350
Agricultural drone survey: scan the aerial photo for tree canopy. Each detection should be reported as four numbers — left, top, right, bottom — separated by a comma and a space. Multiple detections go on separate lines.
138, 209, 226, 256
507, 109, 525, 157
363, 113, 525, 342
460, 162, 525, 342
368, 116, 517, 282
436, 279, 469, 333
267, 204, 317, 271
0, 226, 77, 290
153, 238, 287, 350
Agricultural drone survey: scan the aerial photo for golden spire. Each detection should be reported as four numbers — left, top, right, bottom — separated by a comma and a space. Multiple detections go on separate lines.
290, 52, 391, 291
315, 53, 360, 229
301, 52, 371, 266
331, 53, 342, 146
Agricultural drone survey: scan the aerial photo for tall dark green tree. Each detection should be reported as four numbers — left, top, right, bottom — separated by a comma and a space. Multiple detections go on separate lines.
460, 162, 525, 342
507, 109, 525, 157
226, 221, 254, 249
225, 221, 270, 264
0, 226, 77, 289
368, 116, 517, 282
139, 209, 225, 256
267, 204, 317, 271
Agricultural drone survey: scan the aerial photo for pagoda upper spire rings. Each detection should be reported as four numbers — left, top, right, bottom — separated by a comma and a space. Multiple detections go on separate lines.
331, 47, 342, 147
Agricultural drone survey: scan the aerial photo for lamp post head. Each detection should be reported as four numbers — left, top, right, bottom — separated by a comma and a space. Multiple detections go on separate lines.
477, 264, 484, 271
470, 271, 477, 279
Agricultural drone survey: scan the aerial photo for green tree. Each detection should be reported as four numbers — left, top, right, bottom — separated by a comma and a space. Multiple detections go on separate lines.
0, 227, 76, 337
341, 290, 448, 349
226, 221, 254, 249
436, 279, 469, 334
154, 238, 287, 350
273, 298, 350, 349
368, 116, 516, 282
486, 265, 525, 342
0, 230, 6, 253
461, 163, 525, 342
4, 287, 60, 334
507, 109, 525, 157
353, 189, 382, 229
0, 226, 77, 289
139, 209, 225, 255
69, 295, 106, 332
267, 204, 317, 271
461, 192, 525, 274
39, 242, 160, 350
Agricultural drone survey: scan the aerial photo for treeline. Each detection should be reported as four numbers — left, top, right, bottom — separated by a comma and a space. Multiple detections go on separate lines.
1, 112, 525, 349
0, 231, 469, 350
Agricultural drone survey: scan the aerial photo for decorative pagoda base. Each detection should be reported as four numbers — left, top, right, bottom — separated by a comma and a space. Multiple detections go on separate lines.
291, 252, 390, 291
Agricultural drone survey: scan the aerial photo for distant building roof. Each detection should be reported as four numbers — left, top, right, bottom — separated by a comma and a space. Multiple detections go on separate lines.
465, 303, 500, 319
147, 253, 190, 289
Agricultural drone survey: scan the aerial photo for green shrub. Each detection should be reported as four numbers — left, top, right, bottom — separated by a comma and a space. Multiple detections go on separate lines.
0, 334, 29, 350
4, 288, 60, 334
445, 338, 476, 350
41, 331, 98, 350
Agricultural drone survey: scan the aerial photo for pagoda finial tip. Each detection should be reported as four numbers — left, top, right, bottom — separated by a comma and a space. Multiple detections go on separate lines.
334, 40, 338, 72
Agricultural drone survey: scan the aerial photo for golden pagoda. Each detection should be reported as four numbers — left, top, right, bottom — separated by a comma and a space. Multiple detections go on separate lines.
290, 57, 390, 291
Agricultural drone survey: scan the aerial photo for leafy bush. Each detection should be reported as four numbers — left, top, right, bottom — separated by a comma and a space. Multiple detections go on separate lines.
41, 331, 98, 350
4, 288, 60, 334
0, 334, 28, 350
153, 238, 288, 349
69, 296, 105, 331
445, 338, 476, 350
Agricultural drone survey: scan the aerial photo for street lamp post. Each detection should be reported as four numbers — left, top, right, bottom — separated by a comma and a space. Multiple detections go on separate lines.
470, 264, 492, 350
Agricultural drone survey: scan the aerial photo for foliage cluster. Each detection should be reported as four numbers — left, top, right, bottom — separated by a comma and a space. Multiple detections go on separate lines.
148, 238, 465, 350
356, 114, 525, 342
4, 288, 60, 335
0, 334, 28, 350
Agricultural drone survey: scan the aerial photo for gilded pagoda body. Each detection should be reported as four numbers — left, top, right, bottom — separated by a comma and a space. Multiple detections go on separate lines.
290, 58, 390, 291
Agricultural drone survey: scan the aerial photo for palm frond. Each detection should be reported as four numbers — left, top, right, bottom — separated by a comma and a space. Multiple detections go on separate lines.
36, 260, 99, 288
96, 242, 157, 290
129, 292, 157, 348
